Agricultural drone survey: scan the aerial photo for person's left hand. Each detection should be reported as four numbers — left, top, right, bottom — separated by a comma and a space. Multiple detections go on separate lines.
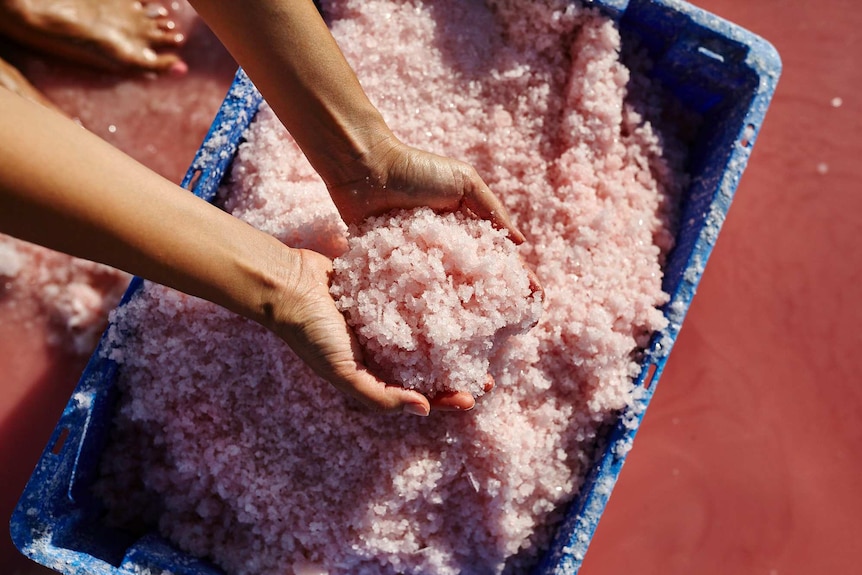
265, 247, 477, 414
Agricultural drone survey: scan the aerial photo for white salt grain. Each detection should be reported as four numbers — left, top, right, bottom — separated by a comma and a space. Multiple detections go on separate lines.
0, 239, 24, 278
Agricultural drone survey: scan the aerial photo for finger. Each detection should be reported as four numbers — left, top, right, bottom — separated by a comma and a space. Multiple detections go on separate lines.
430, 390, 476, 411
335, 367, 431, 416
156, 18, 178, 32
430, 374, 496, 411
483, 374, 495, 393
525, 264, 544, 300
463, 182, 526, 244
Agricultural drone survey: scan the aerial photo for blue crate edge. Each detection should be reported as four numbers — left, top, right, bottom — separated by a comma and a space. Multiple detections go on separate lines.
10, 2, 782, 574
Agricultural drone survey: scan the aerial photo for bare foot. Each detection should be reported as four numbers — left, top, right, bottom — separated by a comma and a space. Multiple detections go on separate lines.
0, 0, 187, 74
0, 55, 60, 110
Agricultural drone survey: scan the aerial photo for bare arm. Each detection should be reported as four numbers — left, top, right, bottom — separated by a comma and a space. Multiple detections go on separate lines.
188, 0, 525, 242
0, 88, 264, 313
0, 87, 437, 415
189, 0, 389, 187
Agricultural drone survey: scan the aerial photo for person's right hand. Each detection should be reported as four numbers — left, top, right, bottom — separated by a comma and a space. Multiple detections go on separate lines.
326, 135, 544, 298
325, 136, 527, 245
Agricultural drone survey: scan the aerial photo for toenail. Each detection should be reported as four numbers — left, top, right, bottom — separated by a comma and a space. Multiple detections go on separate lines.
170, 61, 189, 76
146, 5, 169, 18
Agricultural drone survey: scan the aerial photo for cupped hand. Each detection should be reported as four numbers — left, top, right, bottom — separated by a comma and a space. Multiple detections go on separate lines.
269, 248, 478, 415
323, 138, 542, 405
326, 137, 526, 244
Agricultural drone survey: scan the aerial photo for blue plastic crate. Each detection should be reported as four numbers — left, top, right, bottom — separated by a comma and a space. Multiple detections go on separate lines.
10, 1, 780, 573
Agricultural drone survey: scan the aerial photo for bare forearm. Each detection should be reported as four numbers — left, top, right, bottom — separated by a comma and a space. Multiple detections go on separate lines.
0, 87, 294, 325
188, 0, 395, 186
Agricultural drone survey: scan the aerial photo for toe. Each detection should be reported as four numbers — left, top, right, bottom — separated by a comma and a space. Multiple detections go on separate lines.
134, 48, 186, 74
143, 3, 170, 19
149, 28, 185, 47
157, 18, 178, 32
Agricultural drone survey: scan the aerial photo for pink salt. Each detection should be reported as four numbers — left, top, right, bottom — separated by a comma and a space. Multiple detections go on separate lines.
96, 1, 690, 574
330, 207, 542, 397
0, 235, 129, 355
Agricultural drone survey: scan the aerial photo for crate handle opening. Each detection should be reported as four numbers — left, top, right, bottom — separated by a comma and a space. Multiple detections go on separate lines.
51, 427, 70, 456
740, 123, 757, 147
643, 363, 658, 389
186, 169, 204, 193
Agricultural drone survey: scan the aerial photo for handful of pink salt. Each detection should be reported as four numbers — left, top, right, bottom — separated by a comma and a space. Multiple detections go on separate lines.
330, 207, 542, 397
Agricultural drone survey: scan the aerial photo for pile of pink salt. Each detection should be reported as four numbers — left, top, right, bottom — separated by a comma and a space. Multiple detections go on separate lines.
95, 1, 691, 574
0, 234, 129, 355
330, 207, 542, 397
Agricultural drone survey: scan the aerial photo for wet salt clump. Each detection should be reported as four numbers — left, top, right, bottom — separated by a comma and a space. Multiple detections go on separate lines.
331, 208, 542, 397
0, 239, 24, 278
0, 234, 129, 354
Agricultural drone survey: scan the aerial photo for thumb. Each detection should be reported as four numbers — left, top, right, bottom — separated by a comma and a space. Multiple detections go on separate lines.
332, 367, 432, 417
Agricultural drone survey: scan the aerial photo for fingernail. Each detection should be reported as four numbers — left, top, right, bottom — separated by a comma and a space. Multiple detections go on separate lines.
403, 403, 430, 417
434, 404, 472, 412
508, 227, 526, 244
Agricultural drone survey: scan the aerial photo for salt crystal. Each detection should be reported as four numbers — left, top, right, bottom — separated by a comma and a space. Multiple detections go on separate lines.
0, 240, 24, 277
